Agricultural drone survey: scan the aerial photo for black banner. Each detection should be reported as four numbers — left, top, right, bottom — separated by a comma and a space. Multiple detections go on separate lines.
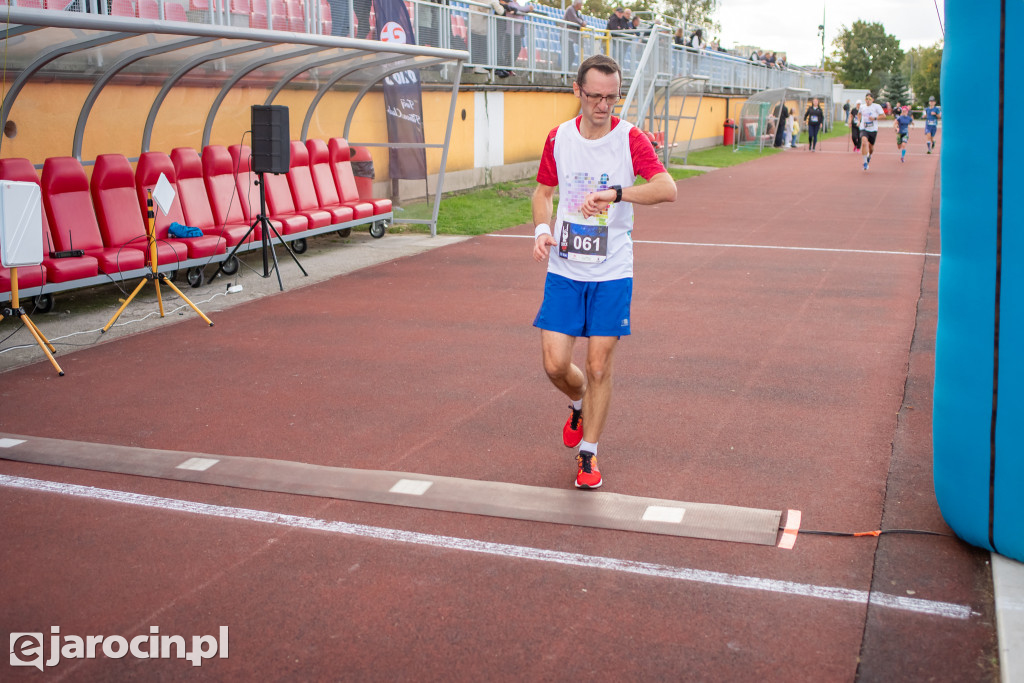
373, 0, 427, 179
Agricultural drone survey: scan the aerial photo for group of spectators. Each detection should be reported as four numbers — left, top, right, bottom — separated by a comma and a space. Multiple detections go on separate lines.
748, 50, 787, 69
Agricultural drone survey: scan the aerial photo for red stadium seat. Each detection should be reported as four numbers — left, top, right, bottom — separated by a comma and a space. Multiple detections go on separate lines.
286, 0, 305, 32
110, 0, 136, 17
42, 157, 145, 275
328, 138, 392, 214
288, 141, 352, 225
306, 138, 372, 220
92, 153, 188, 266
250, 1, 268, 28
0, 158, 99, 285
135, 152, 226, 260
164, 2, 187, 21
172, 147, 252, 247
319, 1, 331, 34
202, 145, 261, 243
138, 0, 160, 18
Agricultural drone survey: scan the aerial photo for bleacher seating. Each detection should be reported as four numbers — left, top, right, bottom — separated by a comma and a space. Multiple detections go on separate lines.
92, 153, 189, 266
135, 152, 226, 260
288, 141, 354, 225
330, 138, 392, 215
306, 138, 373, 220
2, 140, 391, 307
172, 147, 252, 247
201, 145, 262, 243
110, 0, 136, 17
42, 157, 147, 275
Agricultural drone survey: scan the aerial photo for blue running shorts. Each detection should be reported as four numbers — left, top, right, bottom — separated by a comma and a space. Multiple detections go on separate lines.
533, 272, 632, 337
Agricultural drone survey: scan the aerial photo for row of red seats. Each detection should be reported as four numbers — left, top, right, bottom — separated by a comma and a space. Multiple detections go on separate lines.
0, 138, 391, 299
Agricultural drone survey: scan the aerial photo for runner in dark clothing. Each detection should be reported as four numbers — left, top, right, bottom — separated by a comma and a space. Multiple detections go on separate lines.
804, 98, 824, 151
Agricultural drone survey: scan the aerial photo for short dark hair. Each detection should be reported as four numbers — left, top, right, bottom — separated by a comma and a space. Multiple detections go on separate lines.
576, 54, 622, 89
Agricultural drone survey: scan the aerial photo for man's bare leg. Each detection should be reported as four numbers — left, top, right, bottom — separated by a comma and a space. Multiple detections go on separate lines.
581, 335, 618, 444
540, 329, 585, 401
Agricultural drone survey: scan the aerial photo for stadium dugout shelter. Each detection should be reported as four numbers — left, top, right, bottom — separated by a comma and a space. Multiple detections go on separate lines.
734, 87, 810, 152
0, 6, 467, 307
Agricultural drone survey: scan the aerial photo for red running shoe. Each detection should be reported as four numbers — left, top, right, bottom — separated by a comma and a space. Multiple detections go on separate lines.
563, 405, 584, 448
575, 451, 602, 489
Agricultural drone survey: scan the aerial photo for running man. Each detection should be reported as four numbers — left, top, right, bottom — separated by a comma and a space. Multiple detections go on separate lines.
924, 96, 941, 154
532, 54, 677, 489
894, 105, 914, 163
858, 92, 885, 171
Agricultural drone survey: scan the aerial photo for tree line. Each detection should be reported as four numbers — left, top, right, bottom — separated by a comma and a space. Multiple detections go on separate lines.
825, 20, 942, 105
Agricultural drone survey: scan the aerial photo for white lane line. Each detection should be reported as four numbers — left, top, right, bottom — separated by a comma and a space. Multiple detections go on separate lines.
487, 233, 940, 258
0, 474, 975, 621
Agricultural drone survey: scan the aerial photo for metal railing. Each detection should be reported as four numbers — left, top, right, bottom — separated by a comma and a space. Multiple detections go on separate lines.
11, 0, 834, 95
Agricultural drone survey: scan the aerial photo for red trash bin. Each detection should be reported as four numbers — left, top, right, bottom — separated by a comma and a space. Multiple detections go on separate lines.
723, 119, 737, 145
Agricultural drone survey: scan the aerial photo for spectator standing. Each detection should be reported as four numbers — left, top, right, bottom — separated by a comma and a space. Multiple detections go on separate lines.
689, 27, 704, 49
750, 49, 761, 62
843, 99, 851, 125
606, 7, 628, 31
790, 115, 799, 148
774, 103, 789, 147
564, 0, 585, 29
564, 0, 586, 69
850, 100, 861, 151
531, 55, 676, 490
674, 27, 686, 46
804, 97, 824, 151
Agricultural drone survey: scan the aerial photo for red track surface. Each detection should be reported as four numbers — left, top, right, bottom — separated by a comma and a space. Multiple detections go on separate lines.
0, 130, 998, 681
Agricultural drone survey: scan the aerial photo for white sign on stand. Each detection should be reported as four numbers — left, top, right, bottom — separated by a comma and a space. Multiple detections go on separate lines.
152, 173, 175, 217
0, 180, 43, 268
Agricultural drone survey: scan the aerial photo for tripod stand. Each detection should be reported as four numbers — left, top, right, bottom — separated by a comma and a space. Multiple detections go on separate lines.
1, 267, 64, 376
211, 171, 307, 292
102, 190, 213, 333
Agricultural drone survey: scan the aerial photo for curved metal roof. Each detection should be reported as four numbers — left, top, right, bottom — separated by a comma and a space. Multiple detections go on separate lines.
0, 7, 467, 159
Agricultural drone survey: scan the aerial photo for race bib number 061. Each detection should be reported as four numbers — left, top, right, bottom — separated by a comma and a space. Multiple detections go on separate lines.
559, 221, 608, 263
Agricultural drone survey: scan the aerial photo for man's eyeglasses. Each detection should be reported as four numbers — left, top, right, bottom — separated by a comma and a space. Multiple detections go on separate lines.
579, 87, 620, 106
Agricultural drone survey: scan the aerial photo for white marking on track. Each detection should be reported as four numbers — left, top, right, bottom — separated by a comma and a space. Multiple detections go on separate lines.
176, 457, 219, 471
0, 438, 26, 448
389, 479, 433, 495
487, 233, 940, 258
642, 505, 686, 523
0, 474, 975, 621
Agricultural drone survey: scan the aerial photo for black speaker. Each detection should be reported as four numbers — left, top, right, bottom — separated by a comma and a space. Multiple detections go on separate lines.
251, 105, 290, 174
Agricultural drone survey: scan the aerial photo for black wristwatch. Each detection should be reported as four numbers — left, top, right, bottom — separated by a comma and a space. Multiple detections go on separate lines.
610, 185, 622, 203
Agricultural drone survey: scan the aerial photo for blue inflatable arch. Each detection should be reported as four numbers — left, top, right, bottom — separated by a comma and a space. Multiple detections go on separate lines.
934, 0, 1023, 561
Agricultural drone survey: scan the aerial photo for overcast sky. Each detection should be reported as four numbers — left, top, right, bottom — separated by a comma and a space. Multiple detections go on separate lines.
714, 0, 945, 66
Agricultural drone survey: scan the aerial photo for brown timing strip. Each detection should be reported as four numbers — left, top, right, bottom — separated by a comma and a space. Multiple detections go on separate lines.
0, 433, 782, 545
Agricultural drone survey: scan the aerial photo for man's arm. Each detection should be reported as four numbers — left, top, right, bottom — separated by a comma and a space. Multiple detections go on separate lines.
532, 182, 557, 262
580, 173, 677, 218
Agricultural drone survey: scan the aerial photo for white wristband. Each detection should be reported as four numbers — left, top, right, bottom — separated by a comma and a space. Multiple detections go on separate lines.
534, 223, 552, 238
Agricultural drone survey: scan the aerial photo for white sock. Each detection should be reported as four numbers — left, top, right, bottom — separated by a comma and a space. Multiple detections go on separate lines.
579, 441, 598, 456
571, 399, 582, 411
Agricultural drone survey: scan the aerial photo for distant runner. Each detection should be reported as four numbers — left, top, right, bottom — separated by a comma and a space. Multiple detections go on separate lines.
924, 96, 941, 154
894, 106, 913, 163
858, 93, 885, 171
804, 97, 824, 151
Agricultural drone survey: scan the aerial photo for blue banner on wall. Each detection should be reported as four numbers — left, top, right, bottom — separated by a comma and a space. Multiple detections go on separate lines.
373, 0, 427, 179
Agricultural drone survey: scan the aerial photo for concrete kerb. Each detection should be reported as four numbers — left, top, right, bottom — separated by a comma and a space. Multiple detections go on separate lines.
0, 232, 469, 375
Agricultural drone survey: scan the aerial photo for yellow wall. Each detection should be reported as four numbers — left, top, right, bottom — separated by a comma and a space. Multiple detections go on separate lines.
1, 82, 746, 175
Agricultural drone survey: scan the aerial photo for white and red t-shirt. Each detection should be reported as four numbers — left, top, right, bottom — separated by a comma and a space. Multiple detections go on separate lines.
537, 116, 666, 282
